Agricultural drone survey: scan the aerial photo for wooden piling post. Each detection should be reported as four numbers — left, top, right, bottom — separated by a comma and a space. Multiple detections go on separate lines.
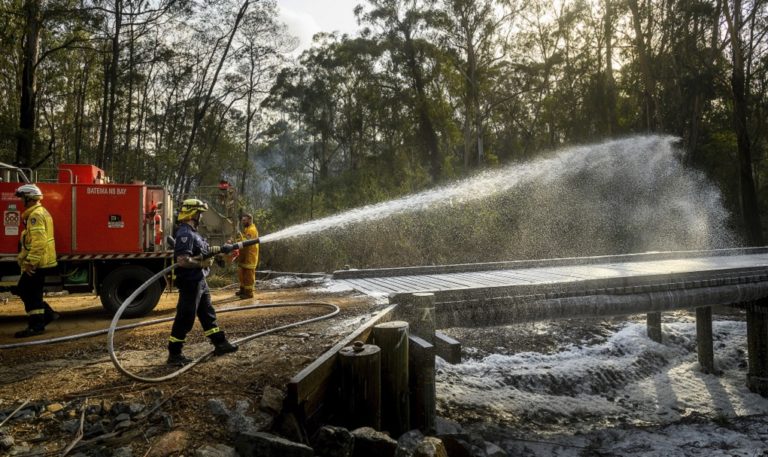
339, 341, 381, 429
398, 292, 436, 345
647, 312, 663, 343
746, 302, 768, 396
696, 306, 715, 374
373, 321, 410, 436
408, 334, 436, 434
435, 331, 462, 364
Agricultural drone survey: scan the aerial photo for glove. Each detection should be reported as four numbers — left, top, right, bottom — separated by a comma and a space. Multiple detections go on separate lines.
21, 263, 35, 275
200, 257, 214, 268
209, 246, 221, 255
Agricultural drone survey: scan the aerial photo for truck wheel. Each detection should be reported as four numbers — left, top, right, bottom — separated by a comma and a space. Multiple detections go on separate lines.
100, 266, 163, 318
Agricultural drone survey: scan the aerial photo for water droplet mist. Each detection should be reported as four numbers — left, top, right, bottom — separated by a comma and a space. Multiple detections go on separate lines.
261, 136, 737, 271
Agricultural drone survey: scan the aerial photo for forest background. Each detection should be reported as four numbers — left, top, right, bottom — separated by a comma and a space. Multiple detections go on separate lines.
0, 0, 766, 270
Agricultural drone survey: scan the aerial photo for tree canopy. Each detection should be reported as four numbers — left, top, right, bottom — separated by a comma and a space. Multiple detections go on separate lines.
1, 0, 767, 247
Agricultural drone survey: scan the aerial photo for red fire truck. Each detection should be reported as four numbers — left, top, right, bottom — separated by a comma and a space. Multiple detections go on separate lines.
0, 162, 177, 318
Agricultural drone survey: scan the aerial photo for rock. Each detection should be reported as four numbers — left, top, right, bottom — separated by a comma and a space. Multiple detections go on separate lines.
253, 409, 274, 431
129, 403, 145, 415
152, 412, 173, 430
259, 386, 284, 415
114, 420, 132, 431
8, 443, 31, 456
86, 404, 103, 416
434, 417, 463, 435
194, 443, 237, 457
208, 399, 259, 436
272, 412, 309, 444
145, 426, 163, 438
436, 435, 481, 457
351, 427, 398, 457
235, 431, 313, 457
113, 446, 133, 457
413, 437, 448, 457
84, 422, 107, 439
46, 403, 64, 413
114, 413, 131, 423
208, 398, 229, 416
148, 430, 190, 457
484, 441, 507, 457
312, 425, 354, 457
396, 429, 424, 456
110, 402, 131, 416
60, 419, 80, 434
0, 432, 15, 450
13, 409, 35, 421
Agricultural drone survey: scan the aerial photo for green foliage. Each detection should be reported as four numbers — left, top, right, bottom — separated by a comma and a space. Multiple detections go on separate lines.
2, 0, 767, 268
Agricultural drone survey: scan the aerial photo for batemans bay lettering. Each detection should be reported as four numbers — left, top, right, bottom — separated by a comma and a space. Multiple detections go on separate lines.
86, 187, 128, 195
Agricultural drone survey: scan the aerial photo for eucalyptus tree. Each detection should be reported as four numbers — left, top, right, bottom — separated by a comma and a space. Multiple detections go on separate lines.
11, 0, 96, 168
722, 0, 766, 245
232, 0, 295, 196
435, 0, 519, 169
356, 0, 447, 181
173, 0, 249, 196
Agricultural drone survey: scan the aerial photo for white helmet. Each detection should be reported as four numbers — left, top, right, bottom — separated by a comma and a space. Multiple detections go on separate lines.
15, 184, 43, 200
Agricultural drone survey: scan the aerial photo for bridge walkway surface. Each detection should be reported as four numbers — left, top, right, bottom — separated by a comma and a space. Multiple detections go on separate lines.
333, 247, 768, 327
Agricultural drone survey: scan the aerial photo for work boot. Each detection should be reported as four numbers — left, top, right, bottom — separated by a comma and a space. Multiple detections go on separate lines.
44, 311, 60, 325
213, 340, 238, 356
14, 327, 44, 338
167, 341, 189, 366
166, 353, 193, 366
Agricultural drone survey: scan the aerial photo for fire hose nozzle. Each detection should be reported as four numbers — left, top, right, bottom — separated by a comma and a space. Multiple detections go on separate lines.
220, 238, 260, 254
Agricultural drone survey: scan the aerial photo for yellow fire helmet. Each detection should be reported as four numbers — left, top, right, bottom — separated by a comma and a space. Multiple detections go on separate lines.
177, 198, 208, 221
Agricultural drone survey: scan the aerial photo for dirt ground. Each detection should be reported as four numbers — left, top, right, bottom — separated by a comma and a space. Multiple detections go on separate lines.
0, 280, 378, 455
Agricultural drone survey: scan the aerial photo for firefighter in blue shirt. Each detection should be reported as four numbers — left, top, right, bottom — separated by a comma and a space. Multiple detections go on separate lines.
168, 198, 237, 365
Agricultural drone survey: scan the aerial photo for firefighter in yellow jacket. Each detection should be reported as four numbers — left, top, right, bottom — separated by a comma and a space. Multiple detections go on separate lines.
14, 184, 60, 338
235, 213, 259, 299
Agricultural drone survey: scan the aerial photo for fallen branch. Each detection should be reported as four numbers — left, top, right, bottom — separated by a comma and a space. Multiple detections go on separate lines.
0, 398, 30, 429
60, 400, 86, 457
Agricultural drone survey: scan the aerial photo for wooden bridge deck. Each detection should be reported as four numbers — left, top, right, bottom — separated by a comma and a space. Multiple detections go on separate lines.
333, 248, 768, 327
334, 248, 768, 297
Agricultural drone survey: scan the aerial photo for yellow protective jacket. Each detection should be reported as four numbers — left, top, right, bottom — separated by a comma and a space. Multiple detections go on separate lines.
236, 223, 259, 270
19, 202, 57, 269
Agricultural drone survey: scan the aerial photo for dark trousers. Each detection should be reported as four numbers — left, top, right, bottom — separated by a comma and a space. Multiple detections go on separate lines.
18, 267, 56, 330
169, 279, 222, 353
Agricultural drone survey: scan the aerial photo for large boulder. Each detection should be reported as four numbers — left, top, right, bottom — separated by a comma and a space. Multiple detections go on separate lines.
312, 425, 354, 457
351, 427, 398, 457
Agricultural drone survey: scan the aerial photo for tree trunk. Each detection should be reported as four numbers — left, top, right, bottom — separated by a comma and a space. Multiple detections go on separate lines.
74, 59, 90, 163
403, 31, 441, 181
603, 0, 617, 136
627, 0, 657, 131
16, 0, 42, 168
724, 0, 762, 245
104, 0, 123, 172
96, 44, 110, 168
